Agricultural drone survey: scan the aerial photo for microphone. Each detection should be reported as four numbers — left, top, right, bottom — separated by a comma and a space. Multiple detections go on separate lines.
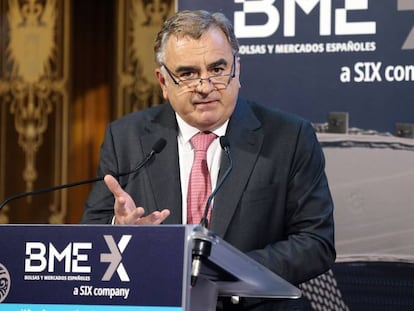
191, 136, 233, 286
200, 136, 232, 228
0, 138, 167, 210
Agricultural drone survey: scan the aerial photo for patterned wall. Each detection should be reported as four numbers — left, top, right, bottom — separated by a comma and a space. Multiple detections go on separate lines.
115, 0, 175, 116
0, 0, 70, 223
0, 0, 177, 224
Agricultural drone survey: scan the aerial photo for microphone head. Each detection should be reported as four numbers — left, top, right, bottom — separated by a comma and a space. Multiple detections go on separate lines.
219, 136, 230, 150
153, 138, 167, 153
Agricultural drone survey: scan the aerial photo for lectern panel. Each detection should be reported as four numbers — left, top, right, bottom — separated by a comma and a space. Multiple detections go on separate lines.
0, 225, 188, 311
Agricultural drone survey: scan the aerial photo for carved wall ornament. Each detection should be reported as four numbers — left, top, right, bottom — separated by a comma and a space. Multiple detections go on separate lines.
0, 0, 69, 223
116, 0, 174, 116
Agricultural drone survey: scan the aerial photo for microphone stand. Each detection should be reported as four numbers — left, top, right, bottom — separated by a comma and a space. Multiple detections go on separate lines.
0, 138, 166, 210
191, 136, 233, 287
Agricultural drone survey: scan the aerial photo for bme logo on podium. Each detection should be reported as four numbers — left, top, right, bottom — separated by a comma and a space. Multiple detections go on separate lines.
25, 234, 132, 282
0, 225, 187, 311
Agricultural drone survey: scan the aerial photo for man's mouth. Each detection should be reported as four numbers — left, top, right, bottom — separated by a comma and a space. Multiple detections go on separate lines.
193, 99, 218, 105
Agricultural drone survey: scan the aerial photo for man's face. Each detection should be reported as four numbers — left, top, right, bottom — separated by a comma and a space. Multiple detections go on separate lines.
156, 27, 241, 131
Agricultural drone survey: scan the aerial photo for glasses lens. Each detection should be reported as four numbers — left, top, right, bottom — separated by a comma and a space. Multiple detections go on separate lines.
180, 74, 231, 90
180, 78, 199, 89
209, 75, 231, 89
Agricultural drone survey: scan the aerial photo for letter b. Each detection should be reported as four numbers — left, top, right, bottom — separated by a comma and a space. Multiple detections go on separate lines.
234, 0, 280, 38
25, 242, 47, 272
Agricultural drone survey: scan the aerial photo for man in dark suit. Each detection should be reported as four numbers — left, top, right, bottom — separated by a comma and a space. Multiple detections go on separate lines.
81, 10, 335, 310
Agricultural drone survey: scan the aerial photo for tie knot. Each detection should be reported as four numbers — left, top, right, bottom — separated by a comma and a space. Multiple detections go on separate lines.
191, 132, 217, 151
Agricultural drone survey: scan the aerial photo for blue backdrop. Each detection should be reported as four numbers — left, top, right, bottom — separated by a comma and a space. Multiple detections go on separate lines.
177, 0, 414, 133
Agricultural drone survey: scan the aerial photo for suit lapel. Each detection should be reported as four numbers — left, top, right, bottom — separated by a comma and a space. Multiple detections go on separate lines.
138, 100, 263, 229
140, 104, 183, 224
210, 99, 264, 237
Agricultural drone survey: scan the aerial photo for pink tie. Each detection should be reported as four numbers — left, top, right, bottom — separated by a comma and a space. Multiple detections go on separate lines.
187, 132, 217, 225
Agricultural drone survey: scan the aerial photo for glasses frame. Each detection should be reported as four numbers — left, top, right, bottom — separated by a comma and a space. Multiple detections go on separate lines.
161, 54, 236, 90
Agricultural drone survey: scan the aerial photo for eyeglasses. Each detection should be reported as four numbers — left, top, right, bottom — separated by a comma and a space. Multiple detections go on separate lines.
161, 54, 236, 90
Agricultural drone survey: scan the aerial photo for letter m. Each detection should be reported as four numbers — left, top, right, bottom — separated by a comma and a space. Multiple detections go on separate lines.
284, 0, 332, 37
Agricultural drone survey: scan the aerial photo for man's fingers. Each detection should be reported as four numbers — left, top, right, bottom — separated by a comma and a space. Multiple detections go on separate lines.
115, 207, 146, 225
103, 175, 171, 226
151, 209, 171, 224
136, 209, 171, 225
104, 175, 124, 197
104, 174, 134, 218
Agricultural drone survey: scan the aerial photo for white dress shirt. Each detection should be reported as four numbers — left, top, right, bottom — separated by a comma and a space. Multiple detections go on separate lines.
176, 113, 228, 224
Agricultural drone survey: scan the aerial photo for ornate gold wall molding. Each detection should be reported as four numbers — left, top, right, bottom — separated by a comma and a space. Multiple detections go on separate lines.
0, 0, 69, 223
116, 0, 175, 117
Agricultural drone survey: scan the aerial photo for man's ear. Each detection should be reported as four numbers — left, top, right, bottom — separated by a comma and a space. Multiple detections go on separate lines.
155, 69, 168, 99
236, 56, 241, 88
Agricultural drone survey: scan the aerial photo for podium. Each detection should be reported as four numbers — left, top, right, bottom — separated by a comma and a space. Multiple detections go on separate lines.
0, 224, 300, 310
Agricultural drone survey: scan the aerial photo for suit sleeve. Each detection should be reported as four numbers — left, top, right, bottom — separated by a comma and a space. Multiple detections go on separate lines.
247, 121, 336, 285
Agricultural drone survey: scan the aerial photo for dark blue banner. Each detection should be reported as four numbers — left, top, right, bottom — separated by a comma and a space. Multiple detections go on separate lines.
178, 0, 414, 133
0, 225, 188, 310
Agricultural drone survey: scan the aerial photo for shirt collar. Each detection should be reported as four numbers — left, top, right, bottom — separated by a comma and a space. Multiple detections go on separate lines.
175, 113, 228, 144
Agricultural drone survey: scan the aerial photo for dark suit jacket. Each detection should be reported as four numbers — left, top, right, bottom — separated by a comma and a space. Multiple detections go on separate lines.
81, 98, 335, 310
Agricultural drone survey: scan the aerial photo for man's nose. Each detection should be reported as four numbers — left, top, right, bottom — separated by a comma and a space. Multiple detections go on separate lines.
195, 77, 215, 93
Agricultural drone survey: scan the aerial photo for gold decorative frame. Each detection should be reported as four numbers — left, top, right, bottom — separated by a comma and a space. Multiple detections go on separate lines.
115, 0, 175, 117
0, 0, 69, 223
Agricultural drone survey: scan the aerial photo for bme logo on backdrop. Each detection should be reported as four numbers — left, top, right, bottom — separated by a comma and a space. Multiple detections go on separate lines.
24, 235, 132, 282
234, 0, 414, 49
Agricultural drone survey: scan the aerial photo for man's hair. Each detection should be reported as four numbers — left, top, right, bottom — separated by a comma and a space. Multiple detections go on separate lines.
154, 10, 239, 64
